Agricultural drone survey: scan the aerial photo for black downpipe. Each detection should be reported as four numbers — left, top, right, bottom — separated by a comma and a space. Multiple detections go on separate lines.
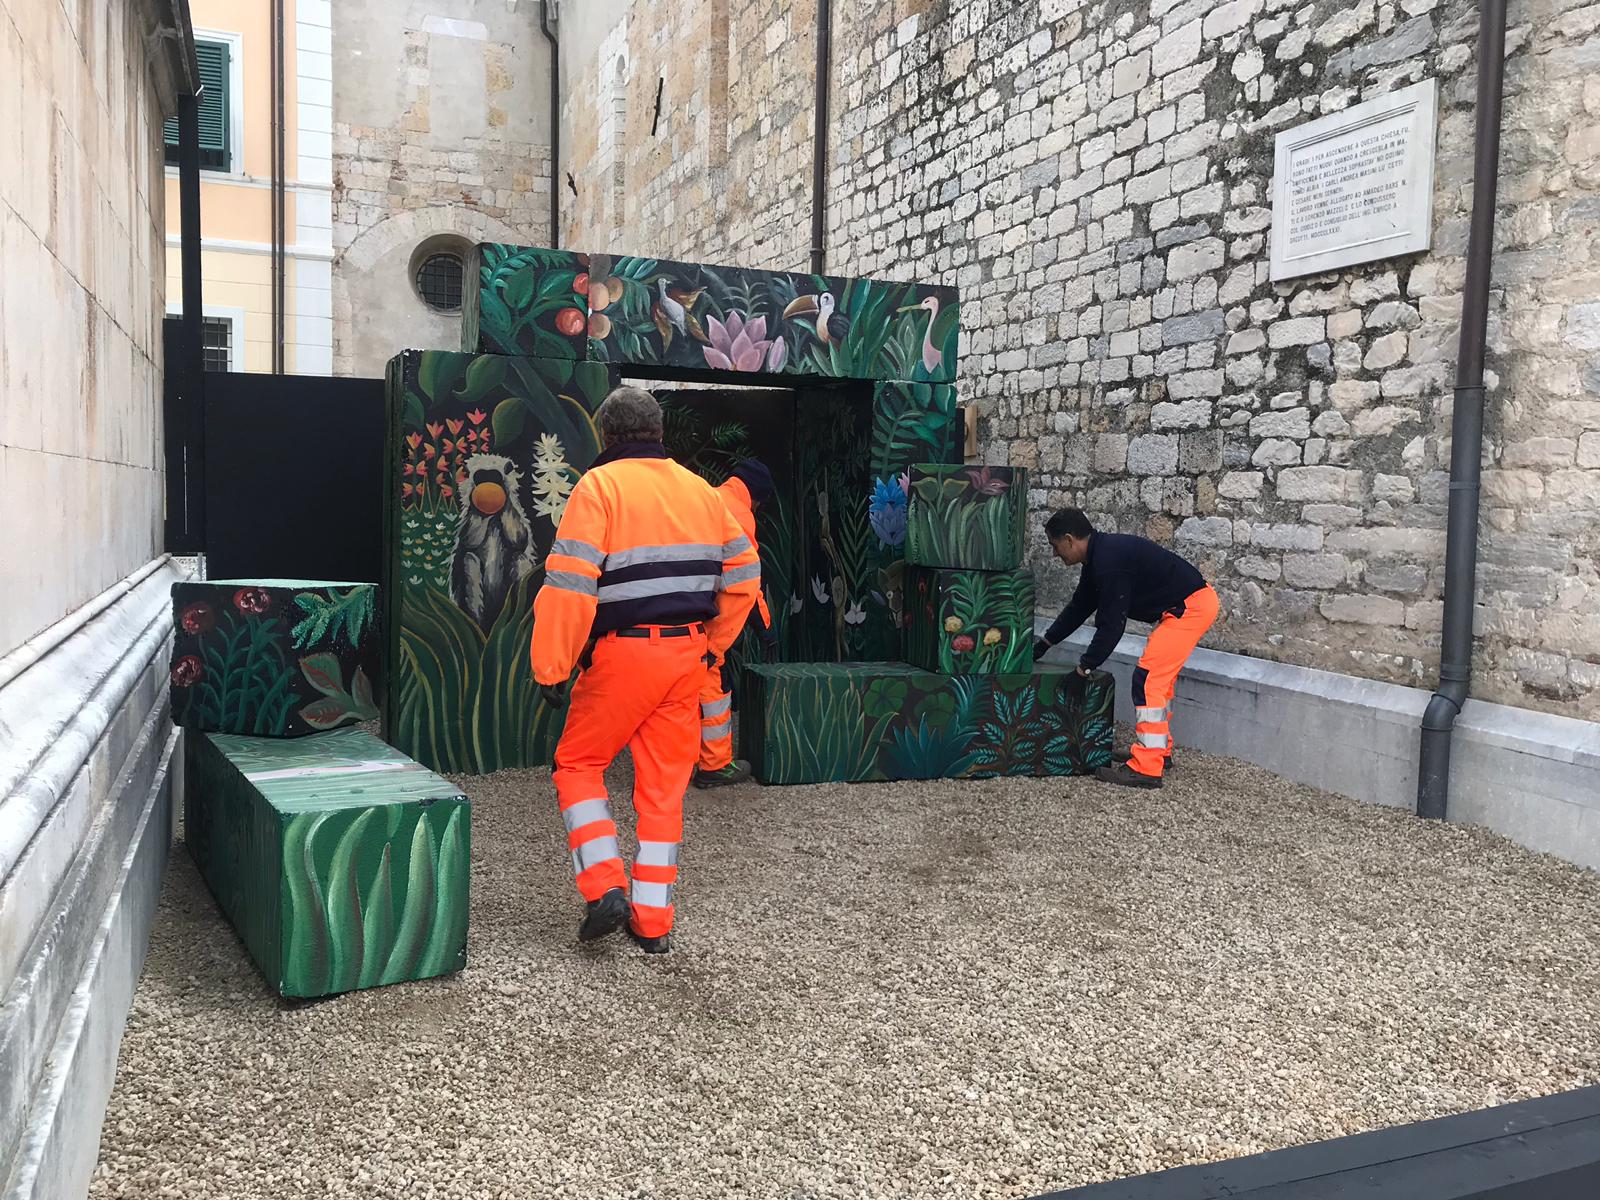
273, 0, 287, 374
809, 0, 831, 275
176, 87, 207, 552
1416, 0, 1509, 820
541, 2, 560, 246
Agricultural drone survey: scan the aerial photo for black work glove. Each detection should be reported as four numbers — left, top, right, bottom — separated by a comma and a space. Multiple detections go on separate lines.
1032, 638, 1054, 662
539, 679, 572, 709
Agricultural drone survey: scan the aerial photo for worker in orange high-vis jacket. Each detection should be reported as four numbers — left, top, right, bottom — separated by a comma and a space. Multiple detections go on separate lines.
531, 386, 761, 955
1033, 508, 1220, 789
692, 458, 775, 790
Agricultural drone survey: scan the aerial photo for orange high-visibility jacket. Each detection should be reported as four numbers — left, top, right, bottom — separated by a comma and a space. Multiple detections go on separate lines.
531, 444, 762, 684
716, 476, 771, 630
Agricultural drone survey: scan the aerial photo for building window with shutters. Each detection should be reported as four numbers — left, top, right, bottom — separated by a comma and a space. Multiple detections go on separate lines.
164, 37, 237, 172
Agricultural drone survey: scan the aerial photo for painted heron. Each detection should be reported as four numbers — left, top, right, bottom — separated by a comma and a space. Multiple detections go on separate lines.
897, 295, 943, 375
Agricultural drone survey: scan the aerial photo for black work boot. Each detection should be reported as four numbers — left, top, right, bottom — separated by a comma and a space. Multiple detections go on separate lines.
578, 887, 629, 943
1095, 762, 1163, 789
692, 759, 752, 789
1114, 748, 1177, 772
627, 925, 671, 955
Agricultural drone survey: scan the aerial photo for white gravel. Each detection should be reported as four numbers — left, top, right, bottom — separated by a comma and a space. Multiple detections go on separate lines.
92, 748, 1600, 1199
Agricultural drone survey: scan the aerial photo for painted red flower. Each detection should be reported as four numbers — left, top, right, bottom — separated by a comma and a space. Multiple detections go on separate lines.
447, 418, 464, 435
171, 655, 204, 687
441, 485, 454, 499
554, 307, 586, 336
963, 466, 1010, 496
233, 587, 271, 615
422, 443, 436, 459
426, 422, 444, 438
951, 634, 976, 653
467, 408, 487, 426
573, 272, 589, 295
402, 483, 415, 499
179, 602, 215, 635
406, 432, 422, 450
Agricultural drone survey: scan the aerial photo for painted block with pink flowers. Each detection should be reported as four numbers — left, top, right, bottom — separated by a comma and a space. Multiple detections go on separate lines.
905, 464, 1028, 572
903, 566, 1035, 675
170, 580, 380, 738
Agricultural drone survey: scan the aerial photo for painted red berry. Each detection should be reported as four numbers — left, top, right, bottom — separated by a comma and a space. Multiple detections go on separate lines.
171, 655, 204, 687
180, 602, 215, 634
554, 307, 586, 336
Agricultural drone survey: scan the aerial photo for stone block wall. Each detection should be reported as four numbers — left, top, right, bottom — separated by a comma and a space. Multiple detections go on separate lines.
559, 0, 1600, 719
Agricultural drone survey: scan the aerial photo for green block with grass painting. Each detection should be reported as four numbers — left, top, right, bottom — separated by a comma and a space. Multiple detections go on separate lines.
903, 566, 1034, 675
738, 662, 1113, 784
905, 464, 1028, 571
184, 728, 470, 999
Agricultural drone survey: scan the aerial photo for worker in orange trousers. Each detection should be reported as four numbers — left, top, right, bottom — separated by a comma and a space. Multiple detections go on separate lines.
530, 387, 761, 954
1034, 508, 1221, 789
693, 459, 775, 789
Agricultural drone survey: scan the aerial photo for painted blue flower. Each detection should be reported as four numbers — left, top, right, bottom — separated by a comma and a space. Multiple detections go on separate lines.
868, 475, 908, 548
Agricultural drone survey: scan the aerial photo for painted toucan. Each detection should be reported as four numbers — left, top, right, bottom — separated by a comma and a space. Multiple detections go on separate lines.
782, 292, 850, 346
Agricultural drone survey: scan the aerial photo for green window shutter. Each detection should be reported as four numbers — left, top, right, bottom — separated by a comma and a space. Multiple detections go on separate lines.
165, 41, 231, 169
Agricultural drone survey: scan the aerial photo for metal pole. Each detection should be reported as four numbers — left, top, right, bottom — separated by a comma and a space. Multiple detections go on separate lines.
809, 0, 831, 275
541, 2, 561, 246
177, 87, 207, 552
1416, 0, 1508, 820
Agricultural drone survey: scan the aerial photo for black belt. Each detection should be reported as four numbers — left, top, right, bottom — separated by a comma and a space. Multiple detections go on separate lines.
611, 623, 704, 638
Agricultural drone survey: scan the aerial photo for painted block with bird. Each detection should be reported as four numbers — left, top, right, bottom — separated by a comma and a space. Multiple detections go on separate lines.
905, 463, 1029, 571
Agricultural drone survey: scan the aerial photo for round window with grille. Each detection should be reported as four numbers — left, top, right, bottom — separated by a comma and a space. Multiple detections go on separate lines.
414, 251, 464, 313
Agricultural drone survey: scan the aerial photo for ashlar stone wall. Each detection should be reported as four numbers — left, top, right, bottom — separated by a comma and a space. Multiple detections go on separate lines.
561, 0, 1600, 719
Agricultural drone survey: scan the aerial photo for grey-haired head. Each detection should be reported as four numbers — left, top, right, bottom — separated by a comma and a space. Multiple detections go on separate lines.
596, 386, 665, 447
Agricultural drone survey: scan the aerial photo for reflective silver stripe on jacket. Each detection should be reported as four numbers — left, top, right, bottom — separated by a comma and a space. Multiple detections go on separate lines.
604, 543, 722, 570
631, 879, 674, 909
1136, 731, 1170, 748
561, 798, 612, 834
545, 570, 599, 597
597, 574, 720, 603
571, 835, 621, 874
636, 840, 680, 868
702, 720, 732, 741
701, 696, 732, 719
1134, 706, 1167, 725
549, 538, 605, 566
719, 562, 761, 587
722, 535, 753, 558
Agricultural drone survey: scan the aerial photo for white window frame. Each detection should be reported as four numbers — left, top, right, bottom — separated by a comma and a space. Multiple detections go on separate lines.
168, 303, 248, 372
169, 28, 247, 178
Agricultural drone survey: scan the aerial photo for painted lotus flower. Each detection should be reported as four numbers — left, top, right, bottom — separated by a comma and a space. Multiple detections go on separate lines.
964, 466, 1010, 496
951, 634, 976, 653
703, 312, 787, 373
170, 655, 204, 687
868, 475, 908, 548
233, 587, 272, 615
180, 602, 215, 635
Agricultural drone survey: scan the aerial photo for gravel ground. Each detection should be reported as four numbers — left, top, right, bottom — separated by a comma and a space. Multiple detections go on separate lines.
92, 747, 1600, 1200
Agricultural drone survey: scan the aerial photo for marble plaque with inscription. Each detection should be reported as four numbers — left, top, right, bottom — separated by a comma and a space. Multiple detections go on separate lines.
1269, 81, 1438, 282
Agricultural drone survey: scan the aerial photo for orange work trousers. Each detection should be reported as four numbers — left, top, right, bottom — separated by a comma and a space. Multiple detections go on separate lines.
1129, 585, 1220, 779
697, 660, 733, 771
552, 625, 706, 938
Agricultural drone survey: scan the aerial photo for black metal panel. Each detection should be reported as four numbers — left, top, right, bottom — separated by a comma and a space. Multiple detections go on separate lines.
1030, 1086, 1600, 1199
201, 372, 386, 582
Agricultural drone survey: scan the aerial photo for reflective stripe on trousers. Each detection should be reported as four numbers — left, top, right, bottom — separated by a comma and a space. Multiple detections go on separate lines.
1128, 585, 1220, 778
697, 658, 734, 772
559, 795, 624, 891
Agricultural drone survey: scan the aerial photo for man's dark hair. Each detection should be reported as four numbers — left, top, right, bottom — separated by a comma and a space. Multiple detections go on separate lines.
1045, 508, 1095, 541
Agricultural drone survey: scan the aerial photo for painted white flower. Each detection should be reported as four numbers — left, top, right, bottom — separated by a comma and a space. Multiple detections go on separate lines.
811, 576, 830, 604
844, 599, 866, 625
531, 432, 575, 521
790, 592, 804, 614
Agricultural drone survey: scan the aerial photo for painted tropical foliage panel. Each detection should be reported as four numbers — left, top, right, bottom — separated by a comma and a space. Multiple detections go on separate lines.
906, 464, 1028, 572
463, 244, 591, 360
170, 580, 380, 738
904, 566, 1035, 675
739, 663, 1114, 785
463, 243, 959, 386
383, 350, 617, 774
185, 728, 470, 999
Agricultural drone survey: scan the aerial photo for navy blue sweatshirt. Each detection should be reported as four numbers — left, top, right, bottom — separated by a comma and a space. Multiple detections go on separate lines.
1045, 532, 1206, 669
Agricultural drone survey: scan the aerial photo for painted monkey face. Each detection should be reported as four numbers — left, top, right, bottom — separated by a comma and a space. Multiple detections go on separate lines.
461, 454, 519, 517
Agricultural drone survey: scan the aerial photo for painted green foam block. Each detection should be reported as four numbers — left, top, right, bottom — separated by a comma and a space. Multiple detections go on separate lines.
462, 245, 592, 359
905, 464, 1028, 571
904, 566, 1035, 674
184, 727, 470, 998
738, 662, 1114, 785
170, 580, 380, 738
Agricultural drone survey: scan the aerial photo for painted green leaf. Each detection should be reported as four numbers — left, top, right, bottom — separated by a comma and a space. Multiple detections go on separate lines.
359, 843, 395, 990
491, 396, 525, 445
351, 666, 378, 718
462, 355, 507, 402
300, 652, 345, 697
382, 815, 438, 985
326, 808, 378, 994
284, 811, 334, 995
420, 805, 469, 978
